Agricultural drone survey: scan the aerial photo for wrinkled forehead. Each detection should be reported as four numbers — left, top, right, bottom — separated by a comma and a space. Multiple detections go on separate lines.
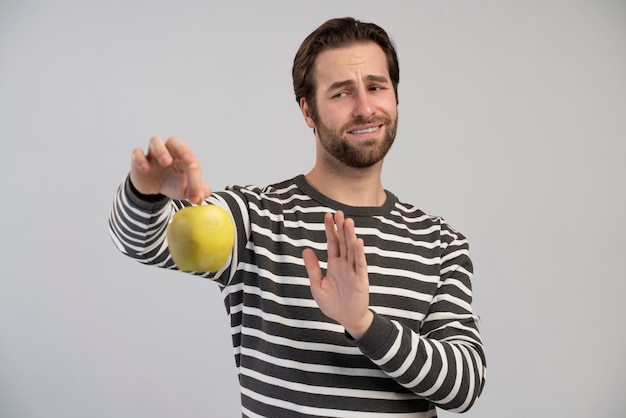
312, 42, 391, 91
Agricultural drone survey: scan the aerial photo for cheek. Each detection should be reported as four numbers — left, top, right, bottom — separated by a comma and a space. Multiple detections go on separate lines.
318, 104, 349, 128
380, 95, 398, 116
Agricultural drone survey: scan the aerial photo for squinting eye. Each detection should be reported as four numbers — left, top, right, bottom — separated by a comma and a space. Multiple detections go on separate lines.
333, 92, 348, 98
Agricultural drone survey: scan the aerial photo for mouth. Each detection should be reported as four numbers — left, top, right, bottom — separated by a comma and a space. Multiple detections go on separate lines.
348, 124, 383, 135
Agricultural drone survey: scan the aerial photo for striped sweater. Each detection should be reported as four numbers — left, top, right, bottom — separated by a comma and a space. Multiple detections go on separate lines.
109, 174, 486, 417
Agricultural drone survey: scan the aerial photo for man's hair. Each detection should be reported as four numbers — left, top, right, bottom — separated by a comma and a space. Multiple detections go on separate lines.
292, 17, 400, 117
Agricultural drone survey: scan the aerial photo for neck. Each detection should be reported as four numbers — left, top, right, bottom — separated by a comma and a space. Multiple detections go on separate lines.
305, 161, 386, 207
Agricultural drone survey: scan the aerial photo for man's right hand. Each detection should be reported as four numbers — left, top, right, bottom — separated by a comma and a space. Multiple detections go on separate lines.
130, 136, 211, 204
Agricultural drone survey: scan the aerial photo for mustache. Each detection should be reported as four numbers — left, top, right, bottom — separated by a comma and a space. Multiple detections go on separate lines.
344, 116, 392, 129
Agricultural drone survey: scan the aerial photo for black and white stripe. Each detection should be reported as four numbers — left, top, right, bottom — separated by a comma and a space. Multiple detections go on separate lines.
109, 175, 486, 417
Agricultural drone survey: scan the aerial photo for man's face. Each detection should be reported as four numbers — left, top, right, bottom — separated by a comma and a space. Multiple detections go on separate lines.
304, 42, 398, 169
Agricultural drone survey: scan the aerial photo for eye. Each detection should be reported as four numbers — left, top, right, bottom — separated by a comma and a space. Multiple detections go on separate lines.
369, 85, 385, 92
332, 91, 349, 99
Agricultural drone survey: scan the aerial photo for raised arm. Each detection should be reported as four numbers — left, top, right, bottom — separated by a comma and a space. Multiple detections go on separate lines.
303, 211, 486, 412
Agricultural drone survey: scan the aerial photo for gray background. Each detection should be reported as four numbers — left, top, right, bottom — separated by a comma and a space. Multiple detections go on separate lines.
1, 1, 625, 417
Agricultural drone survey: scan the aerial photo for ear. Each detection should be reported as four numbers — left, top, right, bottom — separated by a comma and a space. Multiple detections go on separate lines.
300, 98, 316, 129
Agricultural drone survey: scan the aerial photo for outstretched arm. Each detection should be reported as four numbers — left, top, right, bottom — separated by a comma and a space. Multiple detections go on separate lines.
109, 136, 214, 267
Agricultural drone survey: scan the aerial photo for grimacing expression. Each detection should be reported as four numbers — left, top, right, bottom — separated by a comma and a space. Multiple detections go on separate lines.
307, 42, 399, 169
311, 106, 398, 169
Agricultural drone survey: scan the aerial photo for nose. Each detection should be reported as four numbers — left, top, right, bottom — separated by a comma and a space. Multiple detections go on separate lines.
353, 90, 375, 119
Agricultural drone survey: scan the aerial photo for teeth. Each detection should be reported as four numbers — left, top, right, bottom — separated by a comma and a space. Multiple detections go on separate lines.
350, 126, 379, 134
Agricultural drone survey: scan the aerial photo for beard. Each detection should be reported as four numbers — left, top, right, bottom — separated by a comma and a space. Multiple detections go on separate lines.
313, 113, 398, 169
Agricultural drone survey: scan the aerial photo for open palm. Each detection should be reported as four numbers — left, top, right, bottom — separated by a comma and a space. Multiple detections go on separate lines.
303, 211, 373, 339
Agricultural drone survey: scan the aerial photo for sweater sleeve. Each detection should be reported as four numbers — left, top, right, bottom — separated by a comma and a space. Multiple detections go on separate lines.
108, 175, 176, 267
352, 227, 486, 412
108, 176, 248, 286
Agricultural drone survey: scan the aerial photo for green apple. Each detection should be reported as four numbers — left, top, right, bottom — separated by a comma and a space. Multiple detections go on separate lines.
166, 204, 235, 272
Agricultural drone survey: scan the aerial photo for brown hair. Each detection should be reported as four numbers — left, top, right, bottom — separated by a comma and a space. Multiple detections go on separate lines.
292, 17, 400, 117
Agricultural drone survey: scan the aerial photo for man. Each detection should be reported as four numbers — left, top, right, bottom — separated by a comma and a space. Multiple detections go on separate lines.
109, 17, 486, 417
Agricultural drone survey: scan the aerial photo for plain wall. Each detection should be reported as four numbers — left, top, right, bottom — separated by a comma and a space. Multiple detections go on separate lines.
1, 1, 625, 417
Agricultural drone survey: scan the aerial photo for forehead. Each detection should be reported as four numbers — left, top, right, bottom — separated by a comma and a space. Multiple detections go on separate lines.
313, 42, 390, 86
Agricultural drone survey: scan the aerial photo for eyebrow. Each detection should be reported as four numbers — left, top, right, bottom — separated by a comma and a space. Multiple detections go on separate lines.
326, 75, 390, 93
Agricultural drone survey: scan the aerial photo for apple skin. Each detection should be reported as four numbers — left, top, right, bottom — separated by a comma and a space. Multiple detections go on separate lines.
166, 204, 235, 272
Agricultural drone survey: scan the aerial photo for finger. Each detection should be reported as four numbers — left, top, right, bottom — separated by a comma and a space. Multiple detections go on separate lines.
334, 211, 349, 258
163, 136, 189, 160
165, 136, 210, 203
324, 212, 340, 258
199, 183, 213, 203
343, 217, 358, 267
131, 147, 150, 173
147, 136, 172, 166
182, 155, 206, 203
302, 248, 323, 290
353, 238, 368, 279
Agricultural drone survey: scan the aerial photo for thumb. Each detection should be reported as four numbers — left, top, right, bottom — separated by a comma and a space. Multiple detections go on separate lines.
302, 248, 323, 289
